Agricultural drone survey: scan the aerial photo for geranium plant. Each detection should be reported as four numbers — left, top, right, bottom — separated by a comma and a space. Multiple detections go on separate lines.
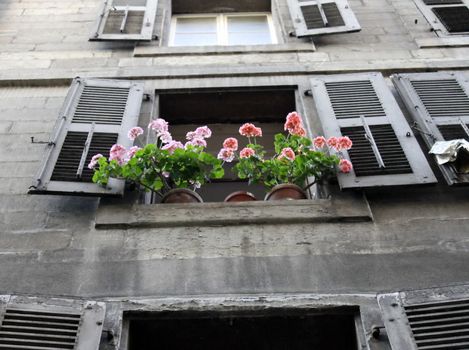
217, 112, 353, 191
89, 119, 224, 198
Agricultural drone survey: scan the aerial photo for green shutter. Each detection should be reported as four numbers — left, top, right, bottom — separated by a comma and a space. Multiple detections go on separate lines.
310, 72, 436, 189
29, 78, 144, 197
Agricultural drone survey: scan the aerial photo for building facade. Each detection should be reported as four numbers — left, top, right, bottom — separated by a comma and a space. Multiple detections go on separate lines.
1, 0, 469, 348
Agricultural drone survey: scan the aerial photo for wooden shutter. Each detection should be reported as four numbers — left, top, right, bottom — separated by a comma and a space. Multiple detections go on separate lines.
91, 0, 158, 41
310, 72, 436, 190
414, 0, 469, 35
392, 72, 469, 185
0, 295, 105, 350
29, 78, 144, 197
378, 284, 469, 350
287, 0, 360, 37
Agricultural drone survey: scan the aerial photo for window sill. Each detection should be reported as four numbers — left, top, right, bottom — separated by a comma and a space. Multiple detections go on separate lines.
417, 36, 469, 48
133, 43, 316, 57
95, 193, 372, 229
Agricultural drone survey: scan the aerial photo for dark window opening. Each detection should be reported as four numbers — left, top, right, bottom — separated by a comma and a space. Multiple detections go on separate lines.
172, 0, 271, 14
432, 6, 469, 33
156, 87, 296, 202
126, 308, 360, 350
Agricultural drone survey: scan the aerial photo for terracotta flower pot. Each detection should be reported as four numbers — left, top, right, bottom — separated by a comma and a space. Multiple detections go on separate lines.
161, 189, 203, 204
224, 191, 257, 202
264, 184, 307, 201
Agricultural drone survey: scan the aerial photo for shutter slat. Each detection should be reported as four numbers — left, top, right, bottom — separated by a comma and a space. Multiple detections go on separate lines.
311, 72, 436, 189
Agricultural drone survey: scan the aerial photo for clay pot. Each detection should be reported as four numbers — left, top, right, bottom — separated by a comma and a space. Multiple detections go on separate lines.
224, 191, 257, 202
264, 184, 307, 201
161, 189, 203, 204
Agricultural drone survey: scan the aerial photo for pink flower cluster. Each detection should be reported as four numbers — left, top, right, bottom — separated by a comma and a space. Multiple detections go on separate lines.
278, 147, 295, 161
149, 118, 172, 144
162, 141, 184, 154
88, 154, 103, 169
185, 126, 212, 148
339, 159, 353, 173
128, 127, 144, 141
240, 147, 255, 159
313, 136, 353, 152
239, 123, 262, 138
106, 144, 141, 165
284, 112, 306, 137
218, 137, 239, 162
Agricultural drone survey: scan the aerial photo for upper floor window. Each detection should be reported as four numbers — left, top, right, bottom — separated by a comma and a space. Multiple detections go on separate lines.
169, 13, 277, 47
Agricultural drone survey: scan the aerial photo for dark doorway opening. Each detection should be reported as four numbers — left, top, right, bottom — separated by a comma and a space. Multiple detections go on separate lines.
126, 308, 359, 350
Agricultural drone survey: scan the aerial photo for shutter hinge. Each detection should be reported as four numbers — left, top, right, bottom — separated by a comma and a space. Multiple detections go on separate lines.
410, 122, 436, 141
30, 137, 55, 146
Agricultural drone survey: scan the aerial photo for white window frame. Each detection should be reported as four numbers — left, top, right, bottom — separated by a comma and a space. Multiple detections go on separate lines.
169, 13, 277, 47
414, 0, 469, 37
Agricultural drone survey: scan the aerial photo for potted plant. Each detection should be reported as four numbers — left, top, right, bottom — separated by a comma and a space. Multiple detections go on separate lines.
217, 112, 353, 200
88, 119, 224, 203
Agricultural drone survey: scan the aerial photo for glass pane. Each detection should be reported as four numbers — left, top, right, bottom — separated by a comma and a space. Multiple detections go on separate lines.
173, 33, 218, 46
227, 16, 270, 33
228, 32, 272, 45
175, 17, 217, 33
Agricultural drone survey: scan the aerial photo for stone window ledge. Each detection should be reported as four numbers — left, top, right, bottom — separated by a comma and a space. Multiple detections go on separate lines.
133, 43, 316, 57
95, 193, 372, 229
417, 36, 469, 48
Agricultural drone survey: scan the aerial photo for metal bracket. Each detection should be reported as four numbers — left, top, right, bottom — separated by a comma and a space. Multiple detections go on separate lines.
410, 122, 436, 141
31, 137, 55, 146
304, 90, 313, 97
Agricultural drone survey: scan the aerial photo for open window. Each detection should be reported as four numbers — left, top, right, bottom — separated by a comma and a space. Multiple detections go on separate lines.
378, 284, 469, 350
91, 0, 159, 41
414, 0, 469, 36
29, 78, 144, 197
392, 71, 469, 185
286, 0, 360, 37
310, 72, 436, 190
122, 307, 363, 350
154, 87, 296, 202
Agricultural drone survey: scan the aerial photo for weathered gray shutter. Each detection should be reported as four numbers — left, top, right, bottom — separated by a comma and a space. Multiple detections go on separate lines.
29, 78, 144, 197
0, 295, 105, 350
90, 0, 158, 41
310, 72, 436, 190
392, 72, 469, 185
414, 0, 469, 35
287, 0, 360, 37
378, 284, 469, 350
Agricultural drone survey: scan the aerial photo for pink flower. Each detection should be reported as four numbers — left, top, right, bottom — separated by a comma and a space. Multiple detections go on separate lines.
127, 126, 144, 141
223, 137, 238, 151
109, 144, 127, 164
278, 147, 295, 161
292, 126, 306, 137
148, 118, 169, 134
339, 159, 353, 173
337, 136, 353, 151
158, 131, 172, 144
240, 147, 255, 158
186, 131, 197, 141
284, 112, 303, 133
127, 146, 141, 158
162, 141, 184, 153
195, 126, 212, 139
327, 137, 339, 150
217, 148, 235, 162
239, 123, 262, 138
186, 138, 207, 148
313, 136, 327, 149
88, 153, 103, 169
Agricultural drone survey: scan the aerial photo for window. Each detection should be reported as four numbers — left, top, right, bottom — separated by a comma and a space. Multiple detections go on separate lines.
123, 308, 361, 350
414, 0, 469, 36
378, 284, 469, 350
90, 0, 159, 41
392, 71, 469, 185
155, 87, 296, 202
169, 13, 277, 46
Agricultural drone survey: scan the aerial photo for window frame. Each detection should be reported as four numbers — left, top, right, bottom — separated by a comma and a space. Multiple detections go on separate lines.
413, 0, 469, 37
168, 12, 278, 47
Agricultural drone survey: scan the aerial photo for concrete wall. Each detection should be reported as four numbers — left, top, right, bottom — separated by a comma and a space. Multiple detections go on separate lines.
1, 0, 469, 347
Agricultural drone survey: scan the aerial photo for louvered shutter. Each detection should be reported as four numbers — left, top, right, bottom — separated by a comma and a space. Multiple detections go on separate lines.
392, 72, 469, 185
287, 0, 360, 37
90, 0, 158, 41
378, 284, 469, 350
414, 0, 469, 35
0, 295, 105, 350
29, 78, 144, 197
310, 72, 436, 190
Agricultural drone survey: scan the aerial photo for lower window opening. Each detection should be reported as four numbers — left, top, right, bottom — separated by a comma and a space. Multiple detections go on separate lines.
125, 308, 360, 350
